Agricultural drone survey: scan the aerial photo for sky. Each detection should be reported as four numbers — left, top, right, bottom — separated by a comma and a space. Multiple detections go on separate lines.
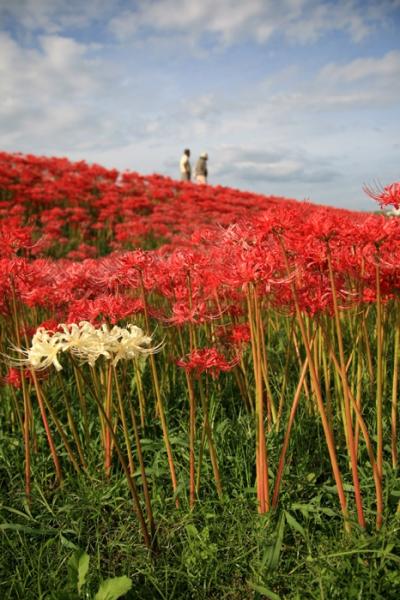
1, 0, 399, 211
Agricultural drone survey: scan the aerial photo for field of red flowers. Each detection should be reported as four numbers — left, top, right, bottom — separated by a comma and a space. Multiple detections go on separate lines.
1, 150, 399, 596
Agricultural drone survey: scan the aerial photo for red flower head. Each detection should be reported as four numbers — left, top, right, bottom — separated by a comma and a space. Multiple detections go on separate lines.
2, 367, 22, 389
177, 347, 240, 379
364, 182, 400, 210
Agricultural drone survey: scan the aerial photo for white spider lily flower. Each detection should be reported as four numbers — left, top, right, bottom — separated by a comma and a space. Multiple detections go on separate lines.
105, 324, 158, 366
7, 321, 162, 371
10, 327, 64, 371
57, 321, 111, 366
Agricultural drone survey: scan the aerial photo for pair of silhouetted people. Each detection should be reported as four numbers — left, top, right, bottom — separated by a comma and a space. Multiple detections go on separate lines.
179, 149, 208, 184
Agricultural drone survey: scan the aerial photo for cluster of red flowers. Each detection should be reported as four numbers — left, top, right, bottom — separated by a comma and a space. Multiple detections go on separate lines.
0, 150, 300, 260
1, 151, 399, 376
3, 151, 400, 532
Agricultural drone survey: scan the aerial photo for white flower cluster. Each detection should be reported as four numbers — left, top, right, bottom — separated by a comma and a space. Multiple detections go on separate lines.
11, 321, 160, 371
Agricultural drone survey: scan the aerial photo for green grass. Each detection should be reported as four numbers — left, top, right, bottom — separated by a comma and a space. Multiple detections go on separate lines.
1, 413, 400, 600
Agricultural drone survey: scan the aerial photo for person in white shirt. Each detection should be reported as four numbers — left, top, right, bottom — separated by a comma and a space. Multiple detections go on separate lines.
180, 148, 191, 181
195, 152, 208, 184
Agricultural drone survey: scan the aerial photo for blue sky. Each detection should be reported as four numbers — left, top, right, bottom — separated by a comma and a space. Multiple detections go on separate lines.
1, 0, 399, 210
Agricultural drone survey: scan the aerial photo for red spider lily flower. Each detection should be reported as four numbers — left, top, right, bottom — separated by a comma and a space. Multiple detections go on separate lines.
169, 300, 223, 325
177, 347, 240, 379
0, 223, 36, 258
216, 324, 251, 347
2, 367, 22, 388
227, 323, 251, 345
364, 182, 400, 209
37, 318, 61, 333
66, 295, 146, 324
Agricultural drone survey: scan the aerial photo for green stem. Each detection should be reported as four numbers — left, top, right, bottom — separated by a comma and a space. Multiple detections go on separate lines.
89, 372, 153, 551
139, 272, 179, 505
127, 397, 157, 544
272, 352, 310, 508
375, 262, 383, 530
72, 362, 90, 449
391, 312, 399, 469
113, 365, 136, 477
327, 247, 365, 529
31, 371, 63, 485
198, 377, 222, 499
56, 371, 86, 470
40, 382, 81, 474
247, 283, 269, 513
104, 363, 113, 477
10, 280, 32, 499
278, 235, 349, 531
326, 342, 382, 530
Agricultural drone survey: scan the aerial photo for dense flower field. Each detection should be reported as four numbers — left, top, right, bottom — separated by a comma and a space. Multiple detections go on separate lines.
1, 150, 399, 551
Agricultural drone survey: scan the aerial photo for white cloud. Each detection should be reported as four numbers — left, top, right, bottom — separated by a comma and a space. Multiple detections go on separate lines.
108, 0, 398, 47
109, 1, 266, 43
0, 31, 103, 96
0, 0, 113, 33
224, 50, 400, 121
1, 1, 399, 211
2, 0, 398, 52
213, 146, 339, 184
0, 31, 123, 151
285, 0, 371, 44
319, 50, 400, 83
189, 94, 220, 119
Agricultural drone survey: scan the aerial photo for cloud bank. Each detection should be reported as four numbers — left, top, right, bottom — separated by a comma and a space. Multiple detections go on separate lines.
0, 0, 399, 210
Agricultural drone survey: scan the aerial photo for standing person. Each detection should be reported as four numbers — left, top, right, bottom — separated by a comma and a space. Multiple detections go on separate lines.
195, 152, 208, 184
180, 148, 191, 181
